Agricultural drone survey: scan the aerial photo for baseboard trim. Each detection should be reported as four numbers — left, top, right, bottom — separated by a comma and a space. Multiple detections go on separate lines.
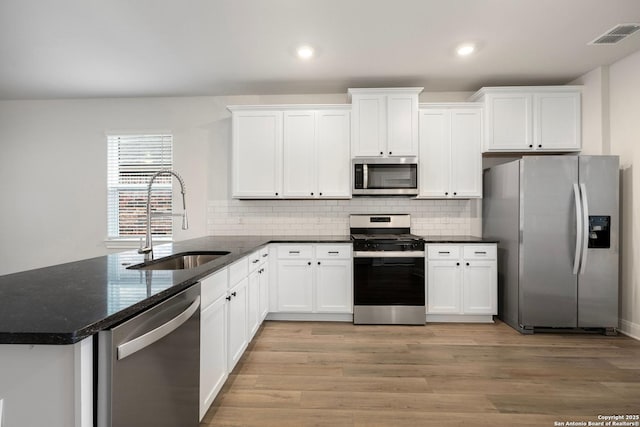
426, 314, 495, 323
619, 319, 640, 341
266, 313, 353, 322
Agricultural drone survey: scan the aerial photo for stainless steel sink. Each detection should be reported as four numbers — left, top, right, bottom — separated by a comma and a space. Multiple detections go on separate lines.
127, 251, 230, 270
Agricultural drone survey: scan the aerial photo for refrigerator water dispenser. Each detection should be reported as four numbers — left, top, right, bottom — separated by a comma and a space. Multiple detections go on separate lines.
588, 215, 611, 249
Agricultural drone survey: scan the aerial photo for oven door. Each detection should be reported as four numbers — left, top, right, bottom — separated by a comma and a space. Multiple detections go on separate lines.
353, 251, 425, 324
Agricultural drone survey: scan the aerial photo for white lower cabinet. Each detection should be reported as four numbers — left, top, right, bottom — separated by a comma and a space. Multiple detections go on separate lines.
271, 244, 353, 318
426, 244, 497, 322
315, 259, 353, 313
276, 259, 314, 312
227, 276, 248, 371
199, 268, 229, 421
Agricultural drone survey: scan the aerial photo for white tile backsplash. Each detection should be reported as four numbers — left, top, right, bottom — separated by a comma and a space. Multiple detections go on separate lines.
208, 198, 474, 236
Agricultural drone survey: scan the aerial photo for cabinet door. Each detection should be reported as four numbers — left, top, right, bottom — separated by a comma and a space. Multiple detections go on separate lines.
485, 93, 532, 151
276, 260, 314, 312
427, 260, 462, 314
200, 295, 227, 420
315, 259, 352, 313
317, 110, 351, 198
450, 108, 482, 198
247, 269, 260, 339
534, 92, 581, 151
351, 94, 385, 157
283, 111, 317, 197
227, 278, 248, 371
232, 111, 283, 198
462, 260, 497, 314
258, 262, 269, 321
387, 93, 419, 156
419, 109, 450, 198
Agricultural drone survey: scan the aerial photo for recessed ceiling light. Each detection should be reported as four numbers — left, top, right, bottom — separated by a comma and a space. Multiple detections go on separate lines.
297, 45, 314, 60
456, 43, 476, 56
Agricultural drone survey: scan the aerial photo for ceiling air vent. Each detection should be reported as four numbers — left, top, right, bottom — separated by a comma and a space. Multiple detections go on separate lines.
589, 23, 640, 45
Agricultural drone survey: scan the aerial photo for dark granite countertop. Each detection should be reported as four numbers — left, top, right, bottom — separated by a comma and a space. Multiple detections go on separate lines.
420, 235, 499, 243
0, 235, 351, 345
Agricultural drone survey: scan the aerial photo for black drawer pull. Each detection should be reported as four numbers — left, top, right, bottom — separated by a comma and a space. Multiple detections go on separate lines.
289, 251, 300, 254
252, 259, 259, 263
262, 253, 268, 257
231, 292, 237, 297
438, 251, 450, 254
328, 251, 339, 254
474, 251, 487, 254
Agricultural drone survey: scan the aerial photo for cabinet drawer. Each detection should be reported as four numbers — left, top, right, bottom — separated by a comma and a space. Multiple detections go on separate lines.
201, 268, 228, 309
258, 246, 270, 264
277, 245, 313, 259
463, 245, 496, 260
427, 245, 460, 260
248, 250, 262, 272
315, 244, 352, 259
229, 257, 249, 286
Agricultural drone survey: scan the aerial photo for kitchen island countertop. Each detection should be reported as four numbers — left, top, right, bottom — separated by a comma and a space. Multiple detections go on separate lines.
0, 235, 351, 345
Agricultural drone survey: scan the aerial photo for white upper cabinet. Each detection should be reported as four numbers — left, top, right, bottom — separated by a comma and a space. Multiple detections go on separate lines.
283, 109, 351, 198
283, 110, 316, 198
230, 105, 350, 199
349, 88, 422, 158
470, 86, 581, 153
231, 109, 283, 198
418, 104, 482, 199
316, 110, 351, 198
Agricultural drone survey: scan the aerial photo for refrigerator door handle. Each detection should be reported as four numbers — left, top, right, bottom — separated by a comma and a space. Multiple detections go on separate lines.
579, 183, 590, 274
572, 183, 583, 275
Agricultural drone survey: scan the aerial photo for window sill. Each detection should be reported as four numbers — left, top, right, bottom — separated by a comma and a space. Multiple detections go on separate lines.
104, 238, 172, 250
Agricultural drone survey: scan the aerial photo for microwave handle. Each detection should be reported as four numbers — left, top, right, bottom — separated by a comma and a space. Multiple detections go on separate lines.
363, 164, 368, 189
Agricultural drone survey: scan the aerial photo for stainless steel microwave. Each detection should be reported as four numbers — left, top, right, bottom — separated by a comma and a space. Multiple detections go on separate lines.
352, 157, 418, 196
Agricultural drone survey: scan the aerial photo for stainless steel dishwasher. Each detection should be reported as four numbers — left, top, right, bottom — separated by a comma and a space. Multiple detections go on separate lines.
98, 284, 200, 427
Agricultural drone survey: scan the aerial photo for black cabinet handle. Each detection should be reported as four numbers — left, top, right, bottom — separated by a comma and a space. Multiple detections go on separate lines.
453, 192, 457, 196
252, 259, 259, 264
456, 262, 460, 266
474, 251, 486, 254
307, 261, 312, 265
389, 151, 392, 155
538, 144, 542, 148
529, 144, 533, 148
439, 251, 450, 254
466, 262, 470, 266
232, 291, 237, 297
311, 192, 314, 196
328, 251, 339, 254
275, 192, 279, 196
319, 192, 323, 196
445, 192, 449, 196
226, 296, 231, 301
262, 253, 268, 257
317, 261, 321, 265
380, 151, 383, 155
289, 251, 300, 254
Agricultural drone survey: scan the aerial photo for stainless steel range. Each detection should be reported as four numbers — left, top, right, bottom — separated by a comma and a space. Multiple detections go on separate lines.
351, 214, 425, 325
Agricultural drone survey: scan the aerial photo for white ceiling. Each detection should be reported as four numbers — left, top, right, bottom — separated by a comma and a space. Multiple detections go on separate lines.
1, 0, 640, 100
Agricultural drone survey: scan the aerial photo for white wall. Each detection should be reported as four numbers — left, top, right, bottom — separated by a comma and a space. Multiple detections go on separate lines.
608, 49, 640, 339
570, 66, 609, 155
0, 97, 217, 275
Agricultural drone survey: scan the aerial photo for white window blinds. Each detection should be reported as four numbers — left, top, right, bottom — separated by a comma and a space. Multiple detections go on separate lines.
107, 134, 173, 240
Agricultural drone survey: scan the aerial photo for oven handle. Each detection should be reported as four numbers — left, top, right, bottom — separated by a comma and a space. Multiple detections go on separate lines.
354, 251, 425, 258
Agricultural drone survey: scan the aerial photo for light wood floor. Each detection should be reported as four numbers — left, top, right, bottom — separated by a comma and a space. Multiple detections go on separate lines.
201, 320, 640, 427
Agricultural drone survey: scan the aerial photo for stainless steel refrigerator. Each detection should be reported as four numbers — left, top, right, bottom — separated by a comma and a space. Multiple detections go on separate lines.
483, 155, 619, 334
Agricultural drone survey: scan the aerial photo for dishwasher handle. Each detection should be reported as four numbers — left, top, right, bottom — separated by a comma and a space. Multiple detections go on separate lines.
117, 295, 200, 360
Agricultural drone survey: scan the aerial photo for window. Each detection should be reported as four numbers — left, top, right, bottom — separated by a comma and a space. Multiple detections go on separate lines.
107, 134, 173, 242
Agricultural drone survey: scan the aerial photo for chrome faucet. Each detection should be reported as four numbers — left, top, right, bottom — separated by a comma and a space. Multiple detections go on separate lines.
138, 170, 188, 260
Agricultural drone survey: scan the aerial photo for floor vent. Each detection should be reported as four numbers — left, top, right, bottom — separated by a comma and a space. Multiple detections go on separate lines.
589, 23, 640, 45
